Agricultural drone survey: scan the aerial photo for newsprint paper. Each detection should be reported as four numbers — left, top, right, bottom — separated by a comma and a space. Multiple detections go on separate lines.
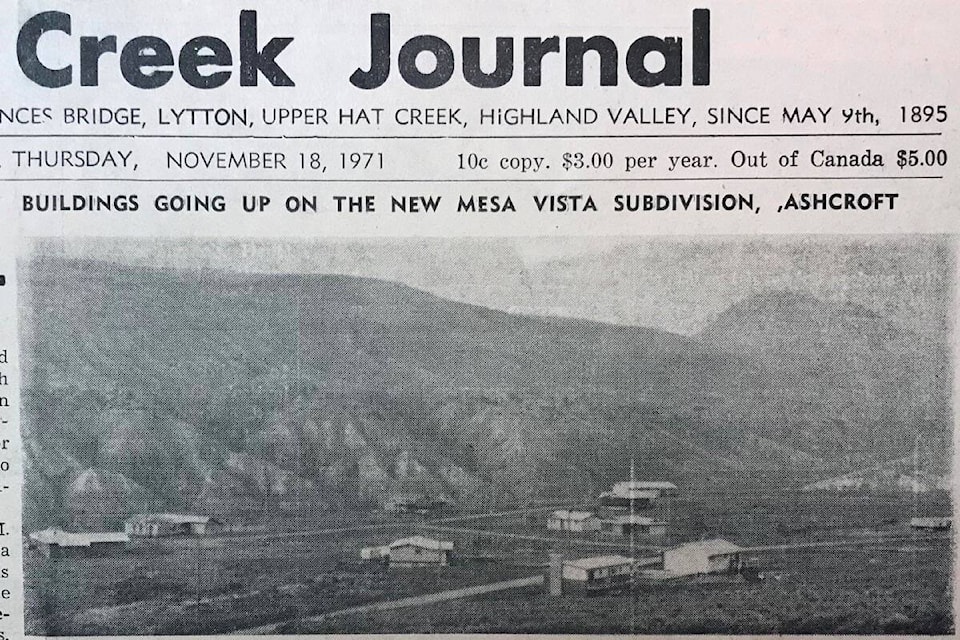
0, 0, 957, 637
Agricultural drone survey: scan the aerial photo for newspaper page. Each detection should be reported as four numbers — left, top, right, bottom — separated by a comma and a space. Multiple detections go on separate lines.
0, 0, 956, 637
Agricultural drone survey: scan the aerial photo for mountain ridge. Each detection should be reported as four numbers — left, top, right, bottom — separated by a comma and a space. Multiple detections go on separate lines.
20, 258, 950, 530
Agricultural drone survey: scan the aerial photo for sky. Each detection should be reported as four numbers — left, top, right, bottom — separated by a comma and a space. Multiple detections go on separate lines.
27, 235, 953, 337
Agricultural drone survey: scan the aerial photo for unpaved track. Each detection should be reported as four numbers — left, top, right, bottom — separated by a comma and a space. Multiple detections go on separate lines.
230, 575, 545, 635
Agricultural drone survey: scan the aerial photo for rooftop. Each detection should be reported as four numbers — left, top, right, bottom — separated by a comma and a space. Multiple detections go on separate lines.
389, 535, 454, 551
127, 513, 210, 524
612, 480, 678, 491
668, 538, 742, 556
30, 528, 129, 547
550, 509, 596, 521
605, 514, 661, 525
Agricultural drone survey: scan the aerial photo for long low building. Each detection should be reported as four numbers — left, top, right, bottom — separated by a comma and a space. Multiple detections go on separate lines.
599, 480, 678, 508
601, 514, 667, 537
125, 513, 220, 537
29, 528, 129, 558
910, 516, 952, 530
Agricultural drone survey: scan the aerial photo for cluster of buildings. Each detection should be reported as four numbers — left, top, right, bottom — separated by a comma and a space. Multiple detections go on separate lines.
558, 538, 745, 593
28, 513, 220, 558
547, 510, 668, 537
542, 478, 752, 593
547, 479, 676, 538
360, 476, 748, 595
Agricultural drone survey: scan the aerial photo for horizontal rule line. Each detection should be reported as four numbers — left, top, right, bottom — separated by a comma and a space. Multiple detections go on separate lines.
0, 176, 943, 183
0, 132, 944, 140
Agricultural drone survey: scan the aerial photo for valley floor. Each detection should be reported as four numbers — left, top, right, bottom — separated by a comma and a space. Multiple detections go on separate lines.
23, 491, 953, 635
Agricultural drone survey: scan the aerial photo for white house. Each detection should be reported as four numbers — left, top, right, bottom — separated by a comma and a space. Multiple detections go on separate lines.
601, 514, 667, 537
910, 516, 952, 530
547, 510, 601, 532
662, 539, 743, 576
386, 536, 454, 567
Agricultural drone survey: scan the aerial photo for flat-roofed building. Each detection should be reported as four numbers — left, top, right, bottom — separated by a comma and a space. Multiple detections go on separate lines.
125, 513, 220, 537
601, 514, 667, 537
910, 516, 952, 530
28, 528, 129, 558
599, 480, 678, 508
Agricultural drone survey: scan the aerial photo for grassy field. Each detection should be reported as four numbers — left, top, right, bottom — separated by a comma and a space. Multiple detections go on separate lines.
24, 521, 533, 635
24, 491, 953, 635
298, 543, 952, 634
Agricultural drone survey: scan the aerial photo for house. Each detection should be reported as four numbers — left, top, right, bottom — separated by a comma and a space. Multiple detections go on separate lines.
662, 539, 743, 576
28, 528, 129, 558
601, 514, 667, 537
386, 536, 454, 567
562, 555, 636, 593
599, 480, 678, 508
125, 513, 220, 537
910, 516, 952, 530
547, 510, 601, 532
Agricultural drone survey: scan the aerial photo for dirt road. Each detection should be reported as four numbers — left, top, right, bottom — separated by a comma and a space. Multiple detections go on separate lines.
231, 574, 545, 634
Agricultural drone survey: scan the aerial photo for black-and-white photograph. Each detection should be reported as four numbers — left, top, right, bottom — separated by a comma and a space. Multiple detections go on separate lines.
20, 236, 953, 635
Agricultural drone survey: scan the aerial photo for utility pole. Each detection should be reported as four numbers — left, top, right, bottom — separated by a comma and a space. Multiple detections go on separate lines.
629, 456, 636, 585
195, 532, 205, 630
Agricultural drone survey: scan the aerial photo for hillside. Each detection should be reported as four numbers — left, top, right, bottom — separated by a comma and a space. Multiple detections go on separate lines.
19, 260, 951, 529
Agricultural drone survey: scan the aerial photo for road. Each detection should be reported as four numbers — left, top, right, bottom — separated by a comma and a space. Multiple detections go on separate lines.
741, 532, 950, 554
418, 523, 664, 551
215, 504, 571, 542
231, 575, 545, 635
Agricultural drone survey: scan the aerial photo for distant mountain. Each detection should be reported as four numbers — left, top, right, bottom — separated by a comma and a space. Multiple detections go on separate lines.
801, 448, 951, 493
697, 289, 950, 477
699, 289, 935, 355
19, 261, 950, 530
